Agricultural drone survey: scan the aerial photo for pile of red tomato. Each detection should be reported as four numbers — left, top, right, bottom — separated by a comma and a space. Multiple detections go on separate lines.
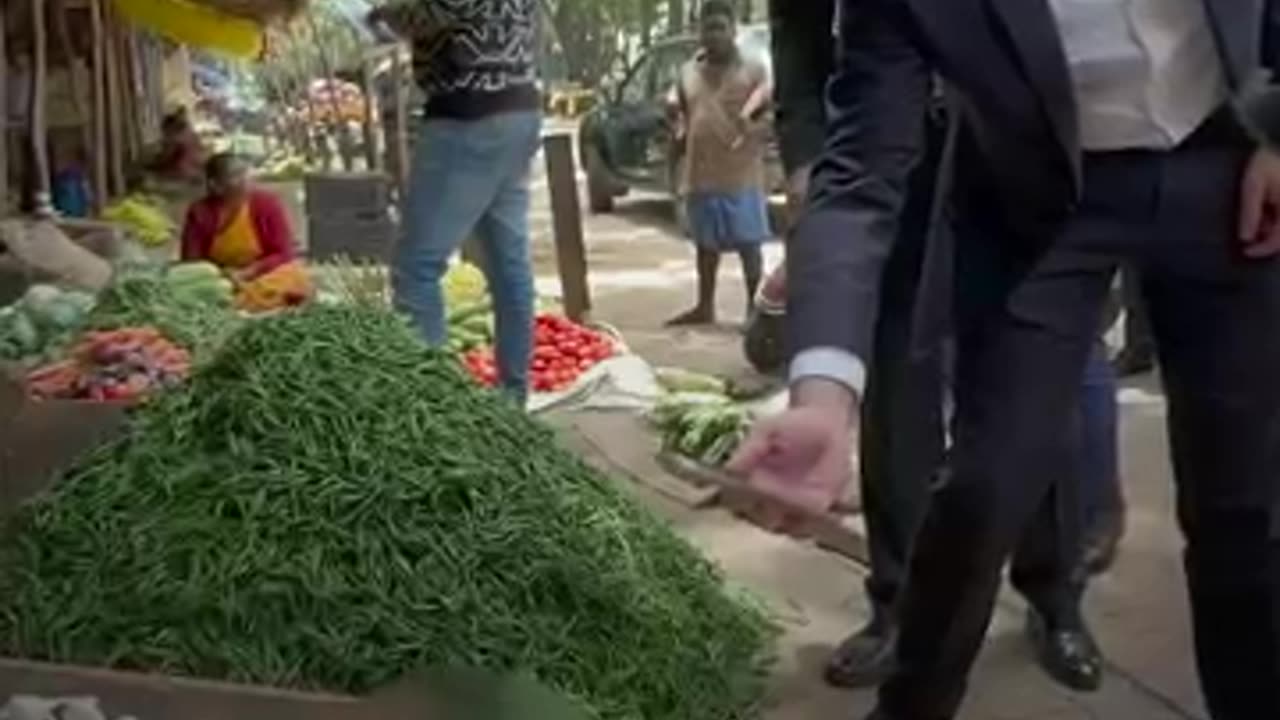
462, 313, 617, 393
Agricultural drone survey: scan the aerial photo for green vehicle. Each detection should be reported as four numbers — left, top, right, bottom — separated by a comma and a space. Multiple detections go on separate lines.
578, 24, 784, 223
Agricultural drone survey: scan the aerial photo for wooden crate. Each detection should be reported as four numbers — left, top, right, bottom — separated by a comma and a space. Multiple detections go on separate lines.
0, 373, 129, 521
0, 660, 359, 720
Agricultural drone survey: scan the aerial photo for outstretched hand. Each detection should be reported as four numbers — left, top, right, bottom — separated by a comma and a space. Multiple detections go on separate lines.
725, 381, 856, 536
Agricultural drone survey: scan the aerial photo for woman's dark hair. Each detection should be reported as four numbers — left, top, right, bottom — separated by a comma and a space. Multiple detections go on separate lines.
161, 107, 189, 135
205, 152, 243, 182
701, 0, 736, 22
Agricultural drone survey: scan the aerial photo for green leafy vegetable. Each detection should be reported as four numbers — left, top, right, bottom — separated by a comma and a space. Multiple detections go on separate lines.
87, 275, 239, 361
651, 396, 754, 467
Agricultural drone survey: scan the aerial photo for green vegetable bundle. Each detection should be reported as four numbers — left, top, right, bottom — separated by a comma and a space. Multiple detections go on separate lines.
165, 262, 235, 306
87, 274, 239, 361
0, 305, 774, 720
651, 396, 754, 467
446, 300, 494, 353
101, 194, 176, 248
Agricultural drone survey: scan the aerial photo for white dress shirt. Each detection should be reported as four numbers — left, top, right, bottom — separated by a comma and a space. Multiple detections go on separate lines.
1047, 0, 1227, 150
791, 0, 1228, 395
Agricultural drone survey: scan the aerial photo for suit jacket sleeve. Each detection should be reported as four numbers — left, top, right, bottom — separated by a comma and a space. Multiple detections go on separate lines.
788, 0, 934, 367
768, 0, 836, 173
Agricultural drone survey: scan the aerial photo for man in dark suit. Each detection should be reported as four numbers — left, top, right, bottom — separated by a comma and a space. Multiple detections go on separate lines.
730, 2, 1280, 718
757, 0, 1115, 694
762, 0, 953, 691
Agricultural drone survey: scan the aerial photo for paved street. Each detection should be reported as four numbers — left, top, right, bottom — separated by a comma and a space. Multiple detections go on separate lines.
531, 160, 1207, 719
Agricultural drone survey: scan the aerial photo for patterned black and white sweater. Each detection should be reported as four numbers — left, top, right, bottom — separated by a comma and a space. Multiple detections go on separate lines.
389, 0, 541, 120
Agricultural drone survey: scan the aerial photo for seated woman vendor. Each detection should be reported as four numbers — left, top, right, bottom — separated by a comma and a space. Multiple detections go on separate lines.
181, 153, 296, 282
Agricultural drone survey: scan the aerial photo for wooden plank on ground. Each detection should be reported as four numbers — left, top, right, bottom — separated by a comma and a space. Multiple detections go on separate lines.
554, 412, 720, 509
0, 658, 357, 720
658, 451, 870, 565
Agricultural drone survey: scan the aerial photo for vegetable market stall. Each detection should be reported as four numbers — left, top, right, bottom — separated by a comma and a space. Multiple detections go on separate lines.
0, 274, 777, 719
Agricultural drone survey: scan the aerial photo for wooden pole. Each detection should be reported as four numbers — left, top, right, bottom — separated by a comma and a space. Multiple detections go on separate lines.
103, 2, 124, 195
305, 14, 352, 171
0, 5, 9, 215
89, 0, 108, 208
28, 0, 53, 216
116, 28, 136, 165
52, 0, 93, 210
390, 47, 409, 195
361, 58, 380, 172
542, 132, 591, 321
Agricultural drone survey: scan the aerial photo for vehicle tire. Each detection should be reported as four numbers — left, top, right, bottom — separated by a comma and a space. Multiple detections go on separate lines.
585, 147, 615, 214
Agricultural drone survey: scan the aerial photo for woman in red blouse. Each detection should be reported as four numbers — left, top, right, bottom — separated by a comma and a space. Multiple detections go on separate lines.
180, 153, 296, 282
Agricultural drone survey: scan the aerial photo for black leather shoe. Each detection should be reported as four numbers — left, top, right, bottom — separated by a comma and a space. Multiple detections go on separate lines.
1112, 348, 1155, 378
824, 613, 897, 689
1025, 609, 1103, 692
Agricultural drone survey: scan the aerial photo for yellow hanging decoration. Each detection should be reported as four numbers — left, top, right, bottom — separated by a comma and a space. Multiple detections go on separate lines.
113, 0, 265, 59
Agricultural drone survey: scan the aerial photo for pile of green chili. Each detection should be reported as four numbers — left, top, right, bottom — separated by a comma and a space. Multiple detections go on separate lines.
0, 305, 775, 720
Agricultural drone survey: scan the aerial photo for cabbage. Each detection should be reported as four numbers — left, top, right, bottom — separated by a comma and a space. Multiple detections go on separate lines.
20, 284, 62, 311
0, 307, 40, 356
20, 285, 88, 332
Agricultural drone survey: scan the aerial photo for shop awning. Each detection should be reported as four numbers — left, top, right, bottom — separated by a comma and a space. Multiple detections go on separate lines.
113, 0, 308, 59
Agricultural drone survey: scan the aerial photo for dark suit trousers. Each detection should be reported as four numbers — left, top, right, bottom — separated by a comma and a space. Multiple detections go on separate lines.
880, 126, 1280, 720
858, 122, 1082, 625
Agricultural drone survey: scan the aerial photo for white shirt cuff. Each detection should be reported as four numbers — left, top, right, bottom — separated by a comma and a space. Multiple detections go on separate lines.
790, 347, 867, 397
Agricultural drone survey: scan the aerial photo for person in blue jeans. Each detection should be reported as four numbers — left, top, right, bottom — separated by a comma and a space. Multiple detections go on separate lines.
1079, 341, 1124, 574
370, 0, 542, 404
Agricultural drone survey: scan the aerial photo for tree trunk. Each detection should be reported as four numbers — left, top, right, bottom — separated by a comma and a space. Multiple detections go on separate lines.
640, 0, 654, 48
27, 0, 53, 216
668, 0, 685, 32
